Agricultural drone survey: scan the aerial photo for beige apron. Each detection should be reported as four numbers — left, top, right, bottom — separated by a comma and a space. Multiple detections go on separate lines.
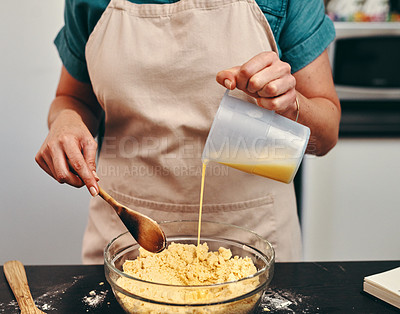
84, 0, 302, 264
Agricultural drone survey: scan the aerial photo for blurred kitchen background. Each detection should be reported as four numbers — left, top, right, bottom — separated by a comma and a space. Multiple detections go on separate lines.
302, 0, 400, 261
1, 0, 399, 265
0, 1, 89, 265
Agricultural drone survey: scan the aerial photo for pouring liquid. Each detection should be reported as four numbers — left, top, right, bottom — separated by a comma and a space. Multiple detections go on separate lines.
220, 161, 297, 184
197, 162, 207, 246
197, 160, 295, 246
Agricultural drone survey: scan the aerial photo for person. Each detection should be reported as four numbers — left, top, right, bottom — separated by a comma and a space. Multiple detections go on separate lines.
36, 0, 341, 264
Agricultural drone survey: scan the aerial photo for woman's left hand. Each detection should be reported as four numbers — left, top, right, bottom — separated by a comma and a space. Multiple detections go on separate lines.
216, 51, 298, 120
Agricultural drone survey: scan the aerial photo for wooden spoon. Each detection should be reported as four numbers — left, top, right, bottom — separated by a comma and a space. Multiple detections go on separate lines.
3, 260, 46, 314
98, 186, 166, 253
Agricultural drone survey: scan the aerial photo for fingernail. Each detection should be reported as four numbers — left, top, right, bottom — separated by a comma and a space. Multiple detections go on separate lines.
224, 79, 232, 89
89, 186, 98, 196
92, 170, 100, 181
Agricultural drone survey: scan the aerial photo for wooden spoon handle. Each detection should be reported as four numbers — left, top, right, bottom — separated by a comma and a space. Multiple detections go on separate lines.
98, 186, 120, 207
3, 260, 43, 314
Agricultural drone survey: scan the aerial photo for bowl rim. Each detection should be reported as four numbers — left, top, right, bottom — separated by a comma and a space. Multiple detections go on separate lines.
104, 220, 275, 289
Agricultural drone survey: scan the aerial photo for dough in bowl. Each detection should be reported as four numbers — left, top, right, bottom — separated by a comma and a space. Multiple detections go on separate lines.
117, 242, 260, 313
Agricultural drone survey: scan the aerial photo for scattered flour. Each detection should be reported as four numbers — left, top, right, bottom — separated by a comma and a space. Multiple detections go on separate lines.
35, 275, 85, 311
259, 288, 311, 313
0, 275, 84, 313
41, 303, 52, 310
82, 290, 108, 308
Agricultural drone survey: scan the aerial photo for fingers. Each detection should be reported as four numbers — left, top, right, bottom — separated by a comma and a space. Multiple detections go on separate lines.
256, 88, 297, 115
35, 153, 56, 179
217, 52, 279, 94
54, 143, 86, 187
36, 142, 85, 188
236, 53, 276, 93
35, 135, 98, 196
216, 67, 239, 90
247, 63, 294, 97
82, 139, 99, 180
255, 73, 296, 99
63, 139, 99, 196
216, 52, 298, 117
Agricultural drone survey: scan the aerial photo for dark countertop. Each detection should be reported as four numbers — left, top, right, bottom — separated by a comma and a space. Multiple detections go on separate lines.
1, 261, 399, 313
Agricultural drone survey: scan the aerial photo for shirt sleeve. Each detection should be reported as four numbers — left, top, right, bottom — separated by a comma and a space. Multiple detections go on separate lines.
279, 0, 335, 73
54, 0, 109, 83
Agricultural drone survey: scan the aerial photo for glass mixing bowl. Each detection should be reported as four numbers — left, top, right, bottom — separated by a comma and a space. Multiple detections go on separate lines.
104, 220, 275, 314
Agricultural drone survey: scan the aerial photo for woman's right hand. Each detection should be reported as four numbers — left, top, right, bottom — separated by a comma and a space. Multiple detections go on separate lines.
35, 66, 102, 196
35, 110, 99, 196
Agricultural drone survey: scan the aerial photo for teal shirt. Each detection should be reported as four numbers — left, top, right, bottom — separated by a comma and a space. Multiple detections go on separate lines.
55, 0, 335, 83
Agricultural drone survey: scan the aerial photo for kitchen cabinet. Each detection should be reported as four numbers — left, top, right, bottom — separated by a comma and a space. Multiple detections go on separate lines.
301, 139, 400, 261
